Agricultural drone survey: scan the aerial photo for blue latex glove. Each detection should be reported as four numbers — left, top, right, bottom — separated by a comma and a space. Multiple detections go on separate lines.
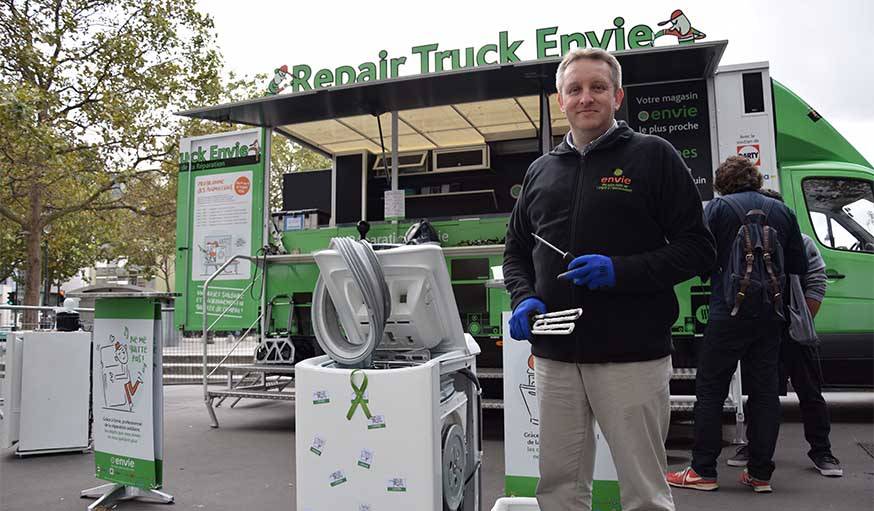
509, 297, 546, 340
559, 254, 616, 290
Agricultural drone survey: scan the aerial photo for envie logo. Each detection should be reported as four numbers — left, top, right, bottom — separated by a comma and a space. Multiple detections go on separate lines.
600, 168, 632, 185
598, 168, 633, 192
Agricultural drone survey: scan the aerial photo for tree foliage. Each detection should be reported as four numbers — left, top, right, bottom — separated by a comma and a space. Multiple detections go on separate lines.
0, 2, 328, 311
204, 73, 331, 210
0, 0, 222, 314
107, 73, 329, 290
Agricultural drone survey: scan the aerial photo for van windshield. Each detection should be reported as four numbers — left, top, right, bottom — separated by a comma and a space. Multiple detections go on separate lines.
843, 198, 874, 237
802, 177, 874, 253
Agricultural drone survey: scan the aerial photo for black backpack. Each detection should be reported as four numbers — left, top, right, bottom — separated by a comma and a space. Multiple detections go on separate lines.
720, 195, 786, 319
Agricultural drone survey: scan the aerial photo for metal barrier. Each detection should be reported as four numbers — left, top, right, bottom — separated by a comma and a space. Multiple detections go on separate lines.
0, 303, 183, 381
0, 305, 73, 332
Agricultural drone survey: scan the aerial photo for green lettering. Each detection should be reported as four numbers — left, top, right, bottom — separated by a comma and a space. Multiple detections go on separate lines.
378, 50, 389, 80
335, 65, 356, 85
476, 44, 498, 66
240, 144, 248, 156
560, 33, 586, 54
585, 29, 613, 49
209, 145, 219, 159
411, 43, 439, 73
688, 106, 698, 117
628, 25, 653, 49
463, 47, 475, 68
389, 57, 406, 78
357, 62, 377, 82
499, 31, 523, 63
290, 64, 312, 92
681, 148, 698, 159
435, 49, 460, 71
314, 68, 334, 88
536, 27, 559, 59
613, 17, 626, 51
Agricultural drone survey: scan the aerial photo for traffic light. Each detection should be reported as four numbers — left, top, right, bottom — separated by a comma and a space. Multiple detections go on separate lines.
6, 292, 17, 305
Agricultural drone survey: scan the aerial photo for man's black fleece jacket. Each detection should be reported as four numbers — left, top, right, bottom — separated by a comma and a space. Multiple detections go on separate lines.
503, 122, 716, 363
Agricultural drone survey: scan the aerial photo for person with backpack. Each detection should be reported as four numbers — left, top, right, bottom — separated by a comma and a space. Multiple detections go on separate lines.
667, 156, 807, 493
726, 189, 843, 477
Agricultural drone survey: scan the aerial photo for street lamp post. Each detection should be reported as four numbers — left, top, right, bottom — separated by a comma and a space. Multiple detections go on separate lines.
40, 240, 47, 307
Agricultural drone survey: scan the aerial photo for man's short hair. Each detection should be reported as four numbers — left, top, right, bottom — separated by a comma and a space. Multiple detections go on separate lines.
714, 156, 763, 195
555, 48, 622, 93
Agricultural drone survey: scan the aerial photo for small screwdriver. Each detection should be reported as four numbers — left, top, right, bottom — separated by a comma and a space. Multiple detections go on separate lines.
532, 233, 575, 266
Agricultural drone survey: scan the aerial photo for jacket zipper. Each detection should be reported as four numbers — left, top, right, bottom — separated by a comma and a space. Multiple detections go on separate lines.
568, 152, 586, 362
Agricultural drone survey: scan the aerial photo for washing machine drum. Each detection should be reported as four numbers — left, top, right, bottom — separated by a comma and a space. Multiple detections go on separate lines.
311, 238, 392, 366
312, 276, 385, 366
442, 423, 468, 511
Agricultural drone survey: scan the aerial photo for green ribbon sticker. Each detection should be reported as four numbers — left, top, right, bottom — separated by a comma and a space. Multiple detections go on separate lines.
346, 369, 372, 420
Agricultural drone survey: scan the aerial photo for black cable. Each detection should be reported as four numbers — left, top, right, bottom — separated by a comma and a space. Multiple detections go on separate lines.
456, 367, 483, 489
457, 368, 481, 392
250, 247, 268, 301
248, 248, 261, 299
463, 460, 482, 487
376, 114, 391, 186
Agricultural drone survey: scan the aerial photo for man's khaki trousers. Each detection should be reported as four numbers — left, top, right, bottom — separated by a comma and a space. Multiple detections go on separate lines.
534, 355, 675, 511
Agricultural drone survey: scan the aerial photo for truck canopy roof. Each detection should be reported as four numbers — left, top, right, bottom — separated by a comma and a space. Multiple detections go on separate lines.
178, 41, 726, 156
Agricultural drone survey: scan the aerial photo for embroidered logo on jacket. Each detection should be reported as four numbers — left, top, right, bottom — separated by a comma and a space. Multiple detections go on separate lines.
597, 168, 633, 193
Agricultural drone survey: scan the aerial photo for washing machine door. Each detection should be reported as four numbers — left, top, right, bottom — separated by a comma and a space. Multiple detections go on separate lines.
312, 277, 382, 366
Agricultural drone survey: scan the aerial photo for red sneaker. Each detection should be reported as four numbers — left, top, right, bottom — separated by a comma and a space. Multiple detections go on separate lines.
739, 469, 773, 493
666, 466, 719, 491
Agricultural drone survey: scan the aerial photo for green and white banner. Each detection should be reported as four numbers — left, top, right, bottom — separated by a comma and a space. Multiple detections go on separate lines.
175, 128, 267, 331
92, 298, 164, 489
502, 312, 620, 510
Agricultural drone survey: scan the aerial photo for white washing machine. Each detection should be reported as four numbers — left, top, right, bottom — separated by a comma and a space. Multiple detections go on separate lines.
295, 240, 482, 511
0, 331, 91, 455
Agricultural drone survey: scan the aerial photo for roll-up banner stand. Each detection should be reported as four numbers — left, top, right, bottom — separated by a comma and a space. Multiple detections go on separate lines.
502, 312, 621, 510
82, 296, 173, 508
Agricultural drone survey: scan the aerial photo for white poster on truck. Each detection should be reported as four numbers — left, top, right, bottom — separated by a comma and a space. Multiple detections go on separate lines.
502, 312, 620, 509
192, 170, 253, 281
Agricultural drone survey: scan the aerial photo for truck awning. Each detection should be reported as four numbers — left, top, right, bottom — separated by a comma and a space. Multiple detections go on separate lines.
178, 40, 726, 155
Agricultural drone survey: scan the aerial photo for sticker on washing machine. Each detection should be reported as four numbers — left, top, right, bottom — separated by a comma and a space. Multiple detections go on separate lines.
329, 469, 347, 487
310, 435, 326, 456
367, 414, 386, 430
357, 448, 373, 469
312, 390, 330, 405
387, 477, 407, 492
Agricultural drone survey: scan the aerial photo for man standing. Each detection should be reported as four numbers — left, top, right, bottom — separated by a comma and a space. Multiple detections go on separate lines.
667, 157, 807, 493
726, 189, 843, 477
503, 48, 715, 511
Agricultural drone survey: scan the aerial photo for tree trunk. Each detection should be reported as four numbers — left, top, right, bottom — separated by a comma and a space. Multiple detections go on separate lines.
23, 227, 42, 327
161, 258, 172, 292
22, 185, 43, 328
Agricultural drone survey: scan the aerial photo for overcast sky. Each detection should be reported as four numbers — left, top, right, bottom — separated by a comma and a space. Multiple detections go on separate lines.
199, 0, 873, 164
